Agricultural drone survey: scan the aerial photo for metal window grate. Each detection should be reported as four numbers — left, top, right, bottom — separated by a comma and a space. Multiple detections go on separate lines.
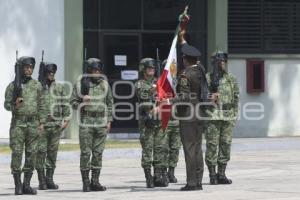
228, 0, 300, 53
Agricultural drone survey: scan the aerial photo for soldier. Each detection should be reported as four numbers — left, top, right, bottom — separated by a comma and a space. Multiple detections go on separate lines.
70, 58, 113, 192
161, 59, 181, 183
163, 29, 209, 191
35, 62, 70, 190
135, 58, 169, 188
205, 51, 239, 185
4, 56, 46, 195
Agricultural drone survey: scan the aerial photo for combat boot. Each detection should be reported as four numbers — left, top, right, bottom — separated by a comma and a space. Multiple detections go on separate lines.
217, 164, 232, 184
13, 173, 23, 195
143, 168, 154, 188
90, 169, 106, 191
46, 169, 59, 189
37, 169, 47, 190
80, 170, 91, 192
154, 168, 166, 187
22, 172, 37, 195
161, 167, 169, 187
208, 165, 218, 185
168, 167, 178, 183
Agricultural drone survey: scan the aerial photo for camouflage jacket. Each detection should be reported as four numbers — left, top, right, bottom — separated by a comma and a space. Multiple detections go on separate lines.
135, 77, 157, 115
206, 72, 239, 121
70, 79, 113, 122
4, 79, 46, 124
42, 82, 71, 127
168, 117, 179, 127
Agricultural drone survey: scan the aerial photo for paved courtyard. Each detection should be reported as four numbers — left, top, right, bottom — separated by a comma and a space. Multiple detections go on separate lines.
0, 137, 300, 200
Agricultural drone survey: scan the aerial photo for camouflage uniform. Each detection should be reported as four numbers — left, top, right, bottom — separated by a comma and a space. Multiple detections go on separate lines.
71, 79, 113, 170
165, 118, 181, 183
71, 60, 113, 192
5, 67, 46, 195
35, 81, 70, 189
135, 59, 169, 187
166, 119, 181, 168
136, 78, 168, 169
5, 80, 46, 173
205, 71, 239, 184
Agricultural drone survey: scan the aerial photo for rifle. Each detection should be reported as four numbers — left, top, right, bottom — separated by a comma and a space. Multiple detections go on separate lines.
38, 50, 46, 89
80, 48, 89, 96
210, 58, 220, 93
13, 50, 23, 104
210, 51, 225, 94
156, 48, 161, 78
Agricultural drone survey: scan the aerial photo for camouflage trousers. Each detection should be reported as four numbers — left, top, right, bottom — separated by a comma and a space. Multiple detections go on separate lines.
79, 117, 107, 171
139, 120, 168, 169
9, 119, 40, 174
36, 125, 61, 170
165, 123, 181, 168
205, 120, 233, 166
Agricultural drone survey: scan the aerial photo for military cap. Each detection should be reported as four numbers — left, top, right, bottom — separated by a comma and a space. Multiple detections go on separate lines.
181, 43, 201, 57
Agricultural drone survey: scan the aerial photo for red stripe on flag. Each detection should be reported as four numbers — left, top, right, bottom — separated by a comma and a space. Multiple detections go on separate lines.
157, 69, 175, 129
157, 70, 175, 100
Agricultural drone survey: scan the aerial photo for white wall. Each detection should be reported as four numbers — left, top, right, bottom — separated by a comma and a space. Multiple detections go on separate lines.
229, 58, 300, 137
0, 0, 64, 138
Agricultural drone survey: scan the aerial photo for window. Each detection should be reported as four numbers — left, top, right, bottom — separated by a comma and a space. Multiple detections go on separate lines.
228, 0, 300, 53
100, 0, 141, 29
247, 60, 265, 93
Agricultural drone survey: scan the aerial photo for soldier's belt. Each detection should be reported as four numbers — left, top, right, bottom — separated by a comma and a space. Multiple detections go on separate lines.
14, 115, 37, 122
81, 111, 104, 118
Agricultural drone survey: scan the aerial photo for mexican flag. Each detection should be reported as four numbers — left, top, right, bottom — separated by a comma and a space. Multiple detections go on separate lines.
156, 6, 190, 129
156, 35, 178, 129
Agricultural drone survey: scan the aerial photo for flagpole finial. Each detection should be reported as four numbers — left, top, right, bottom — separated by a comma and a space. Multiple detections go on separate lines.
184, 5, 189, 14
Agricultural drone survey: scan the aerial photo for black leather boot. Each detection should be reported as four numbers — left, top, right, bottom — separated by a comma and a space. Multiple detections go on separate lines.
13, 173, 23, 195
37, 169, 47, 190
143, 168, 154, 188
81, 170, 91, 192
23, 172, 37, 195
217, 164, 232, 184
46, 169, 59, 189
90, 169, 106, 191
168, 167, 178, 183
208, 165, 218, 185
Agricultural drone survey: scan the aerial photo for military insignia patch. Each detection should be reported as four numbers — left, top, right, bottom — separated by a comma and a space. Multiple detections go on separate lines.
180, 77, 188, 86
